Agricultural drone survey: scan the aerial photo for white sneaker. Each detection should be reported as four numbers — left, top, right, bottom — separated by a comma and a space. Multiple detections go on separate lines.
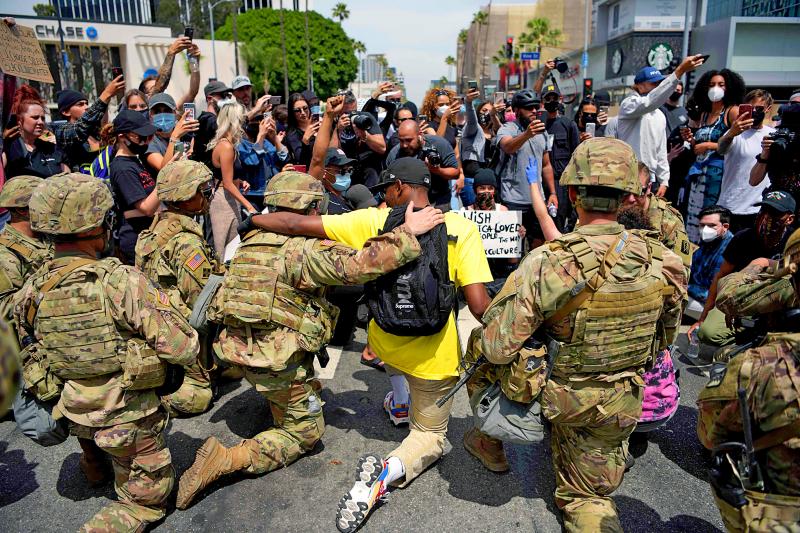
335, 454, 389, 533
383, 391, 409, 426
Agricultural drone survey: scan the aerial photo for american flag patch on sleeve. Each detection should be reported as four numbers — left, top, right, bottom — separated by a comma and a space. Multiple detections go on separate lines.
184, 251, 206, 271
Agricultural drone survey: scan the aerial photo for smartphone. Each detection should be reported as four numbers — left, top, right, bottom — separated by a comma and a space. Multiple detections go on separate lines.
174, 141, 185, 155
269, 95, 282, 105
494, 91, 506, 104
599, 105, 609, 115
699, 54, 711, 63
182, 102, 196, 121
418, 114, 428, 123
184, 27, 194, 40
310, 104, 321, 123
585, 123, 596, 137
536, 109, 547, 122
468, 80, 478, 90
263, 111, 272, 121
111, 66, 123, 80
294, 165, 308, 173
5, 113, 17, 129
739, 104, 752, 117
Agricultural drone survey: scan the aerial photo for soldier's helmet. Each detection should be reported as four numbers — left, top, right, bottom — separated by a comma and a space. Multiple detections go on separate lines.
30, 173, 114, 235
0, 175, 43, 209
560, 137, 640, 212
263, 171, 328, 213
157, 160, 214, 202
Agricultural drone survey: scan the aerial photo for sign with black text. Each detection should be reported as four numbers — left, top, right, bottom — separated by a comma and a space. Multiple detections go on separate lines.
458, 209, 523, 258
0, 24, 54, 83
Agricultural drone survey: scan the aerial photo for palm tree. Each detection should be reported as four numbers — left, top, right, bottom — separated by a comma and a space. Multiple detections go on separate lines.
332, 3, 350, 24
445, 55, 456, 82
458, 29, 468, 45
375, 54, 389, 81
352, 40, 366, 85
519, 17, 563, 71
472, 10, 489, 82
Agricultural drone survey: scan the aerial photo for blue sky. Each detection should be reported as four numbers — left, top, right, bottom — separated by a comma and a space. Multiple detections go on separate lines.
7, 0, 531, 104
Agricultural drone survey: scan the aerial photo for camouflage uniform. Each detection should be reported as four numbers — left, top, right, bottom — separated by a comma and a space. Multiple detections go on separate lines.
478, 139, 688, 532
0, 175, 53, 322
135, 160, 223, 416
695, 235, 800, 532
0, 318, 19, 413
646, 194, 693, 271
13, 173, 199, 532
176, 171, 422, 510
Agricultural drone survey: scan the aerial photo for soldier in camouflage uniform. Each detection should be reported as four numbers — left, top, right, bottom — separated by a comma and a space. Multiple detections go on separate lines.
13, 173, 200, 532
0, 175, 53, 322
696, 229, 800, 532
135, 160, 223, 416
0, 318, 19, 413
477, 138, 687, 532
176, 171, 436, 510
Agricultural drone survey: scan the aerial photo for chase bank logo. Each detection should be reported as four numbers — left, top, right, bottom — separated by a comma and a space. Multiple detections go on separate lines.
86, 26, 98, 40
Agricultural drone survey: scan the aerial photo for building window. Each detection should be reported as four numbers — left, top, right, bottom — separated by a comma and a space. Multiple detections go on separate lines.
612, 4, 620, 29
742, 0, 800, 17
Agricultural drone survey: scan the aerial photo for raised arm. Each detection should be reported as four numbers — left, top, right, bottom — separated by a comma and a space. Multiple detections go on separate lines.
148, 37, 192, 96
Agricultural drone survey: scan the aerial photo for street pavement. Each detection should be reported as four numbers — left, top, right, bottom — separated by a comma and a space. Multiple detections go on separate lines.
0, 315, 725, 532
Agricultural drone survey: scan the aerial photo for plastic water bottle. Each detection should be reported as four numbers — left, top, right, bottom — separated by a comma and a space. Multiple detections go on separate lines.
687, 330, 700, 360
548, 203, 558, 218
308, 394, 321, 415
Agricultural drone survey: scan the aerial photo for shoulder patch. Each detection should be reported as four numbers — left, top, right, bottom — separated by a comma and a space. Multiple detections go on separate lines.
319, 239, 337, 247
184, 251, 207, 272
155, 288, 170, 307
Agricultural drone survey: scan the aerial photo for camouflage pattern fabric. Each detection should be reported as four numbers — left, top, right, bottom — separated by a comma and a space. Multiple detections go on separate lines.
0, 175, 43, 208
209, 224, 420, 479
479, 223, 687, 532
647, 195, 693, 270
136, 212, 223, 416
716, 265, 799, 319
697, 333, 800, 531
156, 160, 213, 202
29, 172, 114, 235
263, 171, 326, 211
0, 318, 20, 413
0, 225, 53, 321
559, 138, 642, 196
72, 410, 174, 532
13, 255, 200, 428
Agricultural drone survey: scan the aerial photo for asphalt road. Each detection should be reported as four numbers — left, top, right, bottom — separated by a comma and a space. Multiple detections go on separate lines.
0, 322, 725, 532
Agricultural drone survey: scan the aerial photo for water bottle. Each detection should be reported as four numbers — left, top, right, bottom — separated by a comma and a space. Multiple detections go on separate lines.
687, 330, 700, 360
187, 51, 199, 73
548, 203, 558, 218
308, 393, 321, 415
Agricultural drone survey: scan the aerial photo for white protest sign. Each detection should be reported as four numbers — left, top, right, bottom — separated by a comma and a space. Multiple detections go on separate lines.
457, 209, 523, 258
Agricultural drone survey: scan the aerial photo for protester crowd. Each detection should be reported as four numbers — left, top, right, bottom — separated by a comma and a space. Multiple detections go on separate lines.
3, 14, 800, 532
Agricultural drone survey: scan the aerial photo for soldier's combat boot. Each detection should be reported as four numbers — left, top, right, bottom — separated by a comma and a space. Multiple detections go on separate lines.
176, 436, 253, 509
78, 437, 112, 487
463, 427, 509, 473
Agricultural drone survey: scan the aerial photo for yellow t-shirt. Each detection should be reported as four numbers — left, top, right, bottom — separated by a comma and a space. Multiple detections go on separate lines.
322, 207, 493, 380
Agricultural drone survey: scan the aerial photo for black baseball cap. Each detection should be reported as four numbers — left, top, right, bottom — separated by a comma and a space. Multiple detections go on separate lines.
370, 158, 431, 191
112, 109, 156, 136
204, 80, 231, 98
755, 190, 796, 214
345, 184, 378, 209
324, 148, 356, 167
541, 83, 560, 99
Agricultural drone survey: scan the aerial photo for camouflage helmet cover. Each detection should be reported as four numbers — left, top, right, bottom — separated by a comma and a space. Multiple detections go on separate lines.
782, 227, 800, 275
30, 173, 114, 234
560, 137, 641, 196
0, 175, 44, 208
263, 171, 326, 212
157, 160, 213, 202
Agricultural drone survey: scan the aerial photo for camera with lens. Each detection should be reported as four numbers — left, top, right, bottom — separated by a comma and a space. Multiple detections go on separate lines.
553, 57, 569, 74
766, 127, 798, 180
420, 142, 442, 166
351, 112, 375, 131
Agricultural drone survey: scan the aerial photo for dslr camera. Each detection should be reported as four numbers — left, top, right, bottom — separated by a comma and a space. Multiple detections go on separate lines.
351, 112, 375, 131
553, 57, 569, 74
420, 142, 442, 166
766, 122, 798, 180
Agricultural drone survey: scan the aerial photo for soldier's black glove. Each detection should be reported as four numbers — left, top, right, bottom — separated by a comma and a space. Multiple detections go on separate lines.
238, 212, 255, 235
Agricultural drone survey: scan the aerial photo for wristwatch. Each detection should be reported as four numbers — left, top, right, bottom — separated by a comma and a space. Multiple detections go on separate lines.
755, 154, 768, 164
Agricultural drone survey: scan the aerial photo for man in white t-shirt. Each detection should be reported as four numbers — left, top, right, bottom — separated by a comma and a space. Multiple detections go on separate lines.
717, 89, 775, 233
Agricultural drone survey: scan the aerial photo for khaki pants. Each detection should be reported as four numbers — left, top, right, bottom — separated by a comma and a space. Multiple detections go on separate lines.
385, 365, 457, 486
698, 307, 736, 347
210, 188, 243, 258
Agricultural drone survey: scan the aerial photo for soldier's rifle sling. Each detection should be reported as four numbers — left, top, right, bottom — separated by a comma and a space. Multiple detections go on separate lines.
436, 355, 487, 408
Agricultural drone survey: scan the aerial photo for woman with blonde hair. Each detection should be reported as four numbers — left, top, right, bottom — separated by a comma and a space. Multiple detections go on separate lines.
208, 101, 255, 256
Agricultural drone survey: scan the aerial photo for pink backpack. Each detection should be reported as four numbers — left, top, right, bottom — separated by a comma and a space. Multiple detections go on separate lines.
637, 348, 680, 429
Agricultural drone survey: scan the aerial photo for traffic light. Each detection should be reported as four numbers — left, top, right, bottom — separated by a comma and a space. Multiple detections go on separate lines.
583, 78, 593, 99
505, 37, 514, 59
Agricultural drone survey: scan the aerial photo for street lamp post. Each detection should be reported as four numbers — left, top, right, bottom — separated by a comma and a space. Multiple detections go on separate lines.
310, 58, 325, 94
208, 0, 238, 80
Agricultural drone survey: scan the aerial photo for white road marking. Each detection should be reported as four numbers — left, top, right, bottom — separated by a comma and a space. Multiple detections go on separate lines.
314, 345, 346, 379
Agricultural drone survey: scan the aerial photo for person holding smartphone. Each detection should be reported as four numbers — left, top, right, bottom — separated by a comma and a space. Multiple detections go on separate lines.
143, 92, 199, 175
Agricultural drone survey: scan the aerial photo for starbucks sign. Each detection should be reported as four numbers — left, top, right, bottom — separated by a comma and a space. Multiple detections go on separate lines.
647, 42, 674, 71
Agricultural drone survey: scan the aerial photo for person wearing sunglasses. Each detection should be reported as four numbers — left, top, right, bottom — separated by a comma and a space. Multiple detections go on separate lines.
717, 89, 776, 234
135, 159, 223, 418
283, 92, 319, 168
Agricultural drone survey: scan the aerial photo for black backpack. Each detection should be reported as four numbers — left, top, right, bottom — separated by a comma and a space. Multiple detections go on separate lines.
365, 204, 456, 336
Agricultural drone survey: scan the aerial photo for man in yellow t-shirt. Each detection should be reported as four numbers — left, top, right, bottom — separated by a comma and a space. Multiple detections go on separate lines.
244, 158, 492, 532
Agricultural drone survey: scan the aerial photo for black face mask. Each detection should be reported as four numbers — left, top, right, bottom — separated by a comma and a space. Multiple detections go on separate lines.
544, 101, 559, 113
125, 138, 149, 156
582, 113, 597, 125
477, 112, 492, 126
669, 91, 682, 102
751, 108, 766, 127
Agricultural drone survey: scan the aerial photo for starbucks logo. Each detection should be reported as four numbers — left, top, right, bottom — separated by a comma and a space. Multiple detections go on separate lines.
611, 48, 623, 75
647, 43, 674, 71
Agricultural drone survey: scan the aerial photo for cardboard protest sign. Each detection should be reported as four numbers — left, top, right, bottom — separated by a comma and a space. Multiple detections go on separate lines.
458, 209, 523, 258
0, 23, 54, 83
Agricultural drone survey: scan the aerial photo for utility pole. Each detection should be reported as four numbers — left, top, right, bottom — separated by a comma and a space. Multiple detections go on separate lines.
279, 0, 289, 100
55, 0, 71, 89
304, 4, 312, 90
233, 2, 240, 76
681, 0, 693, 88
